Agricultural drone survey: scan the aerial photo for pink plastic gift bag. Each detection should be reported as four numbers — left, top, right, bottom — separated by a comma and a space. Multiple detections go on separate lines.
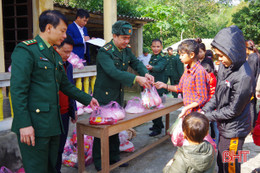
141, 85, 162, 109
170, 118, 185, 147
204, 134, 217, 152
67, 52, 86, 69
119, 131, 135, 152
125, 97, 146, 114
62, 128, 94, 168
89, 101, 125, 125
89, 108, 117, 125
0, 167, 13, 173
102, 101, 126, 120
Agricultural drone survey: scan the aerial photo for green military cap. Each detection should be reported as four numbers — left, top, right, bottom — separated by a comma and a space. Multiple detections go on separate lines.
112, 20, 132, 35
143, 48, 149, 53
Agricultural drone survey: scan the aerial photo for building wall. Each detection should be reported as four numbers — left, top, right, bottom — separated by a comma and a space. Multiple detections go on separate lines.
32, 0, 54, 37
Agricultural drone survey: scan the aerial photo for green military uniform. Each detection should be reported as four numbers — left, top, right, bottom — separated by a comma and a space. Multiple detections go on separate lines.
165, 53, 184, 97
92, 21, 148, 170
10, 35, 92, 173
148, 52, 167, 133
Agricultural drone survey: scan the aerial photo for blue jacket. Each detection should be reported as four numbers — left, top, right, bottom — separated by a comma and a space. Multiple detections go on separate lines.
66, 22, 90, 61
64, 61, 77, 119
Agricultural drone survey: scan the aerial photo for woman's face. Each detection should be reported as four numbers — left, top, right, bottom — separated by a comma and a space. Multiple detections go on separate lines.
198, 48, 206, 60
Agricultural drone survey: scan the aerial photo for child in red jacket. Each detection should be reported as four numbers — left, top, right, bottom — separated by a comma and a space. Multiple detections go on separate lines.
200, 63, 218, 146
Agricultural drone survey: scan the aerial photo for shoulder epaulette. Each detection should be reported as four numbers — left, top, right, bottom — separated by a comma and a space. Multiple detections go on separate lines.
127, 44, 131, 48
22, 39, 37, 46
103, 44, 112, 51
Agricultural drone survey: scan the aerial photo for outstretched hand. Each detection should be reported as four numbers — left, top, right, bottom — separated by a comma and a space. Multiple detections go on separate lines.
145, 73, 154, 84
154, 81, 167, 89
136, 76, 152, 89
90, 98, 99, 110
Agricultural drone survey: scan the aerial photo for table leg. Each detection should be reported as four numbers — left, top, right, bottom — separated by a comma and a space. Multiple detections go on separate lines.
77, 125, 86, 173
100, 128, 109, 173
165, 113, 170, 135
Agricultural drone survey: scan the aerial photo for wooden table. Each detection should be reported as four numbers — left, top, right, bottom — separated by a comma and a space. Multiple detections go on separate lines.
77, 98, 183, 173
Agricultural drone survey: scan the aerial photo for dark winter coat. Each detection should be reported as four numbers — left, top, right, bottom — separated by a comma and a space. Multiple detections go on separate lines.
202, 25, 254, 138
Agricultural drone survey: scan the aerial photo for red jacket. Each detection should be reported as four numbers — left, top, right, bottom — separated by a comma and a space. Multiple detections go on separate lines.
208, 72, 216, 99
253, 111, 260, 146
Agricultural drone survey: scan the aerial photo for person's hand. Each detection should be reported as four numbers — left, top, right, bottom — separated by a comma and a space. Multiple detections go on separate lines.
256, 91, 260, 99
90, 98, 99, 110
19, 126, 35, 146
71, 111, 78, 124
154, 81, 167, 89
178, 106, 189, 118
146, 65, 153, 70
84, 36, 90, 41
145, 73, 154, 84
136, 76, 151, 89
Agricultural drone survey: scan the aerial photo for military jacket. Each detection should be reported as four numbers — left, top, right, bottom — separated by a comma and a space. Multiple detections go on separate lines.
165, 54, 184, 80
93, 40, 148, 106
149, 52, 167, 96
149, 52, 167, 83
10, 35, 92, 137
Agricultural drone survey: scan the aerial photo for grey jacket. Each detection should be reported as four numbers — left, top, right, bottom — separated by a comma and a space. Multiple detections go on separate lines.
202, 25, 254, 138
163, 141, 216, 173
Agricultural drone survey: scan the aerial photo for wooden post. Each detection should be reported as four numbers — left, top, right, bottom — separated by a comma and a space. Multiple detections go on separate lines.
103, 0, 117, 42
0, 0, 5, 73
32, 0, 54, 37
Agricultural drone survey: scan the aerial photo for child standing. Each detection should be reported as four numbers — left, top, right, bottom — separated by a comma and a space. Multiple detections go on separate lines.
155, 39, 209, 117
163, 112, 216, 173
146, 39, 167, 136
202, 25, 254, 173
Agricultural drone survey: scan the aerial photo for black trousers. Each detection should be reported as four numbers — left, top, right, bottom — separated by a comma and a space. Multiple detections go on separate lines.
165, 75, 179, 98
56, 112, 70, 173
92, 134, 120, 169
217, 135, 245, 173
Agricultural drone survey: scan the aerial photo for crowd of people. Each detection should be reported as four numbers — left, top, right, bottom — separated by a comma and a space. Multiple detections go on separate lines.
9, 8, 260, 173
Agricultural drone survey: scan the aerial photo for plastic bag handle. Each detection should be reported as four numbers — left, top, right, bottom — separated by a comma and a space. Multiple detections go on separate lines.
108, 101, 119, 108
132, 96, 141, 101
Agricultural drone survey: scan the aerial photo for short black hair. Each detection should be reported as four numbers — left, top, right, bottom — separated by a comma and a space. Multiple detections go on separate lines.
199, 43, 206, 52
57, 35, 74, 48
201, 62, 214, 73
182, 112, 209, 143
76, 9, 90, 19
151, 39, 162, 46
39, 10, 68, 32
178, 39, 199, 59
167, 47, 173, 51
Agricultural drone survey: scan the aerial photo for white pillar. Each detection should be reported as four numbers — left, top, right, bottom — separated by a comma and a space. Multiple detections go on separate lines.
103, 0, 117, 42
137, 26, 143, 57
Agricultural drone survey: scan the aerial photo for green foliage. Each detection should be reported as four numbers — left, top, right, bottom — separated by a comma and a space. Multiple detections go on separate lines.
54, 0, 247, 47
54, 0, 142, 16
138, 0, 224, 48
232, 0, 260, 44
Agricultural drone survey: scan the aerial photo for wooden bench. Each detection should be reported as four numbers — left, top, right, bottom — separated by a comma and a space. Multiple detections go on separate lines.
77, 98, 183, 173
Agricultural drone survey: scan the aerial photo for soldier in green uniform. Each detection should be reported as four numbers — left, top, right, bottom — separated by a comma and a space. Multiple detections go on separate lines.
10, 10, 99, 173
165, 47, 184, 97
92, 20, 154, 171
146, 39, 167, 136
